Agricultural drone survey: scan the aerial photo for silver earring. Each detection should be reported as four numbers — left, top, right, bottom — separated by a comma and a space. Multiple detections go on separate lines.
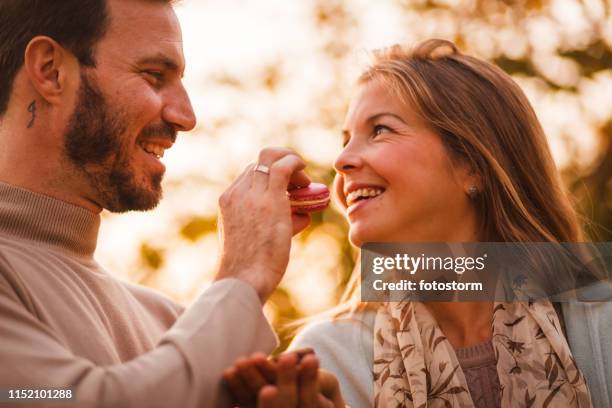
467, 186, 479, 199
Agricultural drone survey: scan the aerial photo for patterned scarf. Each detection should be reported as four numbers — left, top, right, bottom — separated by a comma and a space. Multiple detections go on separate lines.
373, 301, 592, 407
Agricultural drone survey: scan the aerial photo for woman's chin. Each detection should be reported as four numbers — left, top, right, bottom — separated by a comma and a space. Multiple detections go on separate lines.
348, 234, 362, 248
350, 222, 404, 247
349, 226, 379, 248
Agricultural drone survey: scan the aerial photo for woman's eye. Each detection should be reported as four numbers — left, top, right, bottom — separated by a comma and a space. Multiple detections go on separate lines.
373, 124, 391, 136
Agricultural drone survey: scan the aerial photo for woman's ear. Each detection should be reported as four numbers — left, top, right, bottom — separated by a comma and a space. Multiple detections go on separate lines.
23, 36, 79, 107
463, 167, 483, 199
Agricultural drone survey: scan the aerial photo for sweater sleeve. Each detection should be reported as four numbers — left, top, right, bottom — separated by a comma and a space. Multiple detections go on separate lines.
289, 312, 376, 408
0, 276, 277, 408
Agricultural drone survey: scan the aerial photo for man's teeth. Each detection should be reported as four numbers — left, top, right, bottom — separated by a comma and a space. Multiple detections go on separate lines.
139, 142, 165, 158
346, 188, 384, 206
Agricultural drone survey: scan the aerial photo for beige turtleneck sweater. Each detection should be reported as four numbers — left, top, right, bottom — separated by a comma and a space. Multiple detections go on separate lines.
0, 181, 277, 407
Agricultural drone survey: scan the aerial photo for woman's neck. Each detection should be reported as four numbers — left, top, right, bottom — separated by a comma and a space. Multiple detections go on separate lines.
424, 301, 494, 349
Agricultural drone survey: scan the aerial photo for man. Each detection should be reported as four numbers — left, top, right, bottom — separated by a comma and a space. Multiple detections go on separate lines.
0, 0, 314, 406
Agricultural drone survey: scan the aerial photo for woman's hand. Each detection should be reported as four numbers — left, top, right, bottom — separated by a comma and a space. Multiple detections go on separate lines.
223, 350, 346, 407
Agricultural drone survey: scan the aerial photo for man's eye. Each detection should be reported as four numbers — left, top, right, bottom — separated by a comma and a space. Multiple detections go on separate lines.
143, 71, 164, 83
373, 124, 391, 136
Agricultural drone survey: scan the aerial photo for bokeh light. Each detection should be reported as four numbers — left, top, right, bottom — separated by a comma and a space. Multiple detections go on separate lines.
96, 0, 612, 349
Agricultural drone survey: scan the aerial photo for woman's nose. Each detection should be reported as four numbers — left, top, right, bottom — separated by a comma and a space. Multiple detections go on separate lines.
334, 142, 364, 174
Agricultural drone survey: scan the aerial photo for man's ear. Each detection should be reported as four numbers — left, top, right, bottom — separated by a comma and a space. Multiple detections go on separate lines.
23, 36, 79, 106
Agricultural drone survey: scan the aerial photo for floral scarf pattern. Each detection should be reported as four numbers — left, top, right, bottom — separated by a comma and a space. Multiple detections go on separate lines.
373, 301, 592, 407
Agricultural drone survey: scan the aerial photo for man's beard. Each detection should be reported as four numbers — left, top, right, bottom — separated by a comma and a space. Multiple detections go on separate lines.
63, 72, 173, 213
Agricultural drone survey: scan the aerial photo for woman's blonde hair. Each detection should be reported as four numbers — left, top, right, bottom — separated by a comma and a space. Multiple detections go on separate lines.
296, 38, 586, 324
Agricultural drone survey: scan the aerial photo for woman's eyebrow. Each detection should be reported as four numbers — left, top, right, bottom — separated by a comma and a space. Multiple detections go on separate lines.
341, 112, 409, 138
366, 112, 407, 124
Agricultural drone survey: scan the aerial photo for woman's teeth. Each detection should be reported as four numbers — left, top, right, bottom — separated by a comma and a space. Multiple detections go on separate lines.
139, 142, 165, 159
346, 187, 384, 206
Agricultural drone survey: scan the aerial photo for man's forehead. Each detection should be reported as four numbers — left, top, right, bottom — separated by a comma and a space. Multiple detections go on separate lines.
103, 0, 185, 68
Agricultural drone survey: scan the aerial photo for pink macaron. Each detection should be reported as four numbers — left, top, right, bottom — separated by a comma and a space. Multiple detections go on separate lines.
288, 183, 330, 213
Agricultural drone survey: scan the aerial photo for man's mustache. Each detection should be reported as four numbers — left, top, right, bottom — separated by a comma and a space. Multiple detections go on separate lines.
140, 122, 177, 144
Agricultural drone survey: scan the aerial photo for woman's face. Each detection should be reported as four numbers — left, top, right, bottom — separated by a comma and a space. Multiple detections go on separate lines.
335, 78, 477, 247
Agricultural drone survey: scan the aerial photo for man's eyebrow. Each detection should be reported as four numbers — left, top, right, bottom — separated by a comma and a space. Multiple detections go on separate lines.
136, 54, 185, 77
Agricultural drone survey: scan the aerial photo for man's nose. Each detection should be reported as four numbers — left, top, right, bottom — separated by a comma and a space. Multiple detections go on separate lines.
162, 83, 196, 132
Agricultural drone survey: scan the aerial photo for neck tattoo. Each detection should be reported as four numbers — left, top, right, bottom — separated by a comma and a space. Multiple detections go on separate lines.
27, 101, 36, 128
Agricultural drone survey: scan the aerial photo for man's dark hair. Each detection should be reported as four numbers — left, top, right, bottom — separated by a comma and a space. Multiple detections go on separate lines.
0, 0, 111, 115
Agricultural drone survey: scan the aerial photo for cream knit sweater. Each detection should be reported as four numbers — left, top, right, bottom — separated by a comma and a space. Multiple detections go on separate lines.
0, 181, 277, 407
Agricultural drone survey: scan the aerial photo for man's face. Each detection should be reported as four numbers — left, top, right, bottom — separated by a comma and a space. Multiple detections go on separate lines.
64, 0, 196, 213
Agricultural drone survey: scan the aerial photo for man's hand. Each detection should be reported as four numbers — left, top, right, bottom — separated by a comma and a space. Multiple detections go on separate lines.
215, 148, 311, 303
223, 351, 346, 408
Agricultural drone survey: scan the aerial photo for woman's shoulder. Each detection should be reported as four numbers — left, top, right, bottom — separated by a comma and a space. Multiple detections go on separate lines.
561, 294, 612, 408
291, 309, 376, 353
290, 309, 377, 408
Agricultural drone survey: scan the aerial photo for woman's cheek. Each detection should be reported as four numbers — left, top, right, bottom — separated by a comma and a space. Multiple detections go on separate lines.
333, 173, 347, 211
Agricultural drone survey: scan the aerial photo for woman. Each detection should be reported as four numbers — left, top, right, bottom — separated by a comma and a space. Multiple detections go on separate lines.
227, 39, 611, 407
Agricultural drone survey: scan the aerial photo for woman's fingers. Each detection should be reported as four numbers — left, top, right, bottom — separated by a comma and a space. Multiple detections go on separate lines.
257, 353, 300, 408
223, 352, 276, 406
223, 366, 254, 406
317, 394, 337, 408
298, 354, 319, 408
226, 349, 334, 408
257, 385, 280, 408
318, 369, 346, 408
236, 357, 269, 395
275, 353, 298, 398
253, 355, 277, 383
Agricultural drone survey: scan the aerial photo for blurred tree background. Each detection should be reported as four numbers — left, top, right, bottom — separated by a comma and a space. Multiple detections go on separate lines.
96, 0, 611, 351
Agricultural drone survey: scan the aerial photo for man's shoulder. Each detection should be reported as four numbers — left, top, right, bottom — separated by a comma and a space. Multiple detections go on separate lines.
121, 280, 185, 317
0, 234, 185, 319
0, 234, 32, 259
0, 236, 44, 310
0, 233, 66, 269
0, 235, 31, 278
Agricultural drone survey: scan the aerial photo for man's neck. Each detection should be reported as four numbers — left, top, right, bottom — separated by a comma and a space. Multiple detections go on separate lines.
0, 172, 103, 214
0, 129, 102, 214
